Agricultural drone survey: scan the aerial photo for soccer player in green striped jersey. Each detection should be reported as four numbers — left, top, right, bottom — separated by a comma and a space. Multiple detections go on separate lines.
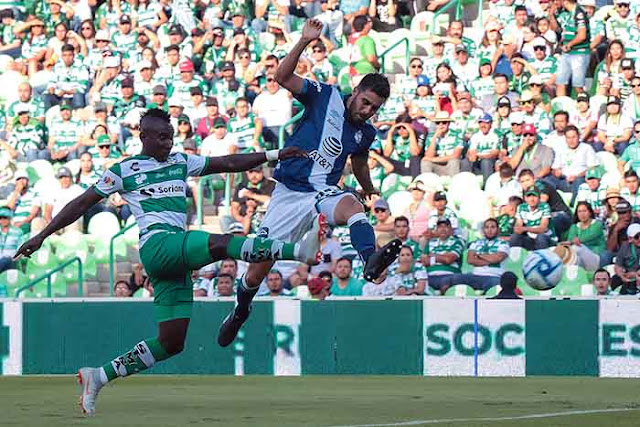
14, 109, 325, 416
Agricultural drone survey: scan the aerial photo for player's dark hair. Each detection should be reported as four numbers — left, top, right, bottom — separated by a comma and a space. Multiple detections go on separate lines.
353, 15, 370, 32
336, 257, 353, 267
356, 73, 390, 100
553, 110, 569, 121
394, 215, 409, 226
61, 43, 75, 53
625, 169, 639, 179
140, 108, 170, 126
518, 168, 534, 179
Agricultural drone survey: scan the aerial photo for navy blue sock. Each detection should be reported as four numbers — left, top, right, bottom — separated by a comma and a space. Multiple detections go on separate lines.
348, 213, 376, 264
236, 276, 258, 315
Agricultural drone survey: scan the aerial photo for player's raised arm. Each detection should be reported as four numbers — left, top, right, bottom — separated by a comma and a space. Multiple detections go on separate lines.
202, 146, 308, 175
13, 188, 104, 260
275, 19, 323, 95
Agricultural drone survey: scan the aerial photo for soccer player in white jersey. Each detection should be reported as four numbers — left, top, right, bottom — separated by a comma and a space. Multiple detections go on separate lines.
13, 109, 324, 416
217, 19, 402, 347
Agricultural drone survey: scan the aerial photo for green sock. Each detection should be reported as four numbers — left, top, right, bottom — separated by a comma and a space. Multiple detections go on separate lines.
99, 338, 170, 384
226, 236, 296, 262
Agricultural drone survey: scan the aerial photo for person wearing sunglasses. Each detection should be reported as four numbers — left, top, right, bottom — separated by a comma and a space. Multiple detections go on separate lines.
528, 38, 556, 89
520, 90, 552, 136
613, 222, 640, 294
595, 95, 633, 154
605, 0, 633, 45
570, 92, 598, 144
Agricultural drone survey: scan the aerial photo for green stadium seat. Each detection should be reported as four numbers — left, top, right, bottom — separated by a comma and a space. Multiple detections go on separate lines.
54, 231, 89, 263
414, 173, 443, 192
0, 269, 29, 297
550, 96, 576, 115
444, 284, 476, 297
87, 211, 121, 238
380, 174, 412, 198
387, 191, 412, 217
29, 160, 54, 181
596, 151, 619, 174
64, 159, 81, 176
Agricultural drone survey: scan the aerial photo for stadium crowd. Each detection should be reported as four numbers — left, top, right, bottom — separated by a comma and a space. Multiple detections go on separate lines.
2, 0, 640, 298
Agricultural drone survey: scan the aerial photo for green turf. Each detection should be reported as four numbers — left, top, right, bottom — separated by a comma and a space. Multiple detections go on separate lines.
1, 376, 640, 426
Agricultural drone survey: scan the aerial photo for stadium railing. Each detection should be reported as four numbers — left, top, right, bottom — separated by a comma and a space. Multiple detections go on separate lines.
195, 174, 227, 227
15, 256, 83, 298
108, 223, 136, 295
278, 109, 306, 149
379, 37, 410, 74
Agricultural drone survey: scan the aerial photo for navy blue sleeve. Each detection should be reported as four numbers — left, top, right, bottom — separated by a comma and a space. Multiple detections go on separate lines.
293, 79, 331, 108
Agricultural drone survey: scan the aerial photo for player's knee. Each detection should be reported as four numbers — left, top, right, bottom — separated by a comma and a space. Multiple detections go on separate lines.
334, 195, 364, 224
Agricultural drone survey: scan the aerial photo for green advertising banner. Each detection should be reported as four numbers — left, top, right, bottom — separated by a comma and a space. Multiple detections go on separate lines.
2, 298, 640, 377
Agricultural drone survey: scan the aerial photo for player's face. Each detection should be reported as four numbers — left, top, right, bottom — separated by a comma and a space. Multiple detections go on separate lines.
141, 117, 174, 162
347, 88, 385, 125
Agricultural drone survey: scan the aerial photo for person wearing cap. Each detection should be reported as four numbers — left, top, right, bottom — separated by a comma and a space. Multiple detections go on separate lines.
614, 58, 636, 101
90, 134, 121, 171
605, 196, 637, 262
509, 53, 533, 94
148, 85, 169, 111
576, 167, 606, 214
421, 111, 463, 176
450, 45, 479, 89
450, 91, 483, 140
169, 59, 208, 106
112, 14, 138, 55
48, 103, 85, 161
619, 120, 640, 174
7, 172, 40, 234
519, 89, 552, 136
427, 191, 460, 235
195, 96, 223, 139
469, 58, 496, 100
463, 113, 500, 182
562, 201, 605, 271
613, 221, 640, 294
44, 44, 89, 110
167, 24, 192, 58
450, 218, 510, 291
308, 276, 332, 300
409, 75, 437, 120
595, 95, 633, 154
526, 74, 553, 112
528, 38, 557, 87
173, 114, 202, 153
201, 28, 227, 75
508, 123, 554, 179
134, 59, 159, 103
510, 185, 553, 250
200, 116, 238, 157
552, 0, 591, 97
3, 105, 46, 162
0, 205, 24, 273
227, 97, 264, 152
517, 168, 572, 234
421, 217, 465, 293
399, 180, 430, 240
155, 44, 181, 83
182, 85, 207, 125
112, 77, 141, 121
372, 198, 395, 246
212, 60, 245, 114
547, 124, 599, 204
88, 53, 124, 106
41, 167, 84, 233
571, 92, 598, 144
623, 74, 640, 123
605, 0, 633, 45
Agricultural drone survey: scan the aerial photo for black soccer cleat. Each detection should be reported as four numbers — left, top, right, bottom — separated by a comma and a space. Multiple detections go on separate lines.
363, 239, 402, 282
217, 306, 251, 347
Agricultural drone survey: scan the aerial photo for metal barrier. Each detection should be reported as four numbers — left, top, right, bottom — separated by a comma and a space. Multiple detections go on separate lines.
379, 37, 410, 74
431, 0, 461, 33
15, 256, 83, 297
195, 174, 228, 226
108, 222, 136, 295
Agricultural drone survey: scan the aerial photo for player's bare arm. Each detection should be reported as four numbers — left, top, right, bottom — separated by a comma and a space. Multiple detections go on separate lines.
202, 146, 308, 175
14, 188, 104, 260
275, 18, 323, 95
351, 153, 378, 198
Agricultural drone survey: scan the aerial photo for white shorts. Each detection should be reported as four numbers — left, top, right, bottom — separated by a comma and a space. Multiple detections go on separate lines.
258, 182, 353, 241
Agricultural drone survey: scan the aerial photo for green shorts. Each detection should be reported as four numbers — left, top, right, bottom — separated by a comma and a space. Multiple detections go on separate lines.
139, 230, 214, 322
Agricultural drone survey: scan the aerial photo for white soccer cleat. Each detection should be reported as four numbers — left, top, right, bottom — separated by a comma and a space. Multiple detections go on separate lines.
297, 213, 327, 265
77, 367, 104, 416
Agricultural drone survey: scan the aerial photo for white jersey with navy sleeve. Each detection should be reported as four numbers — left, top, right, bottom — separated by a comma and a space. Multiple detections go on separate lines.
273, 79, 377, 192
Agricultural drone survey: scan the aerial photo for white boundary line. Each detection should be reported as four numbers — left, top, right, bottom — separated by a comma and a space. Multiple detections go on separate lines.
328, 408, 640, 427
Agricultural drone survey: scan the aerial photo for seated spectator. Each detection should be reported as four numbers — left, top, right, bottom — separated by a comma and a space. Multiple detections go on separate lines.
593, 268, 612, 296
308, 277, 331, 300
509, 124, 554, 180
517, 168, 572, 238
618, 121, 640, 175
383, 117, 421, 177
547, 125, 599, 204
499, 111, 524, 162
258, 270, 293, 297
393, 216, 421, 258
510, 186, 553, 250
613, 223, 640, 295
362, 269, 395, 296
463, 113, 500, 183
496, 196, 522, 241
7, 171, 41, 234
621, 169, 640, 216
402, 180, 430, 240
330, 257, 364, 296
214, 274, 236, 297
576, 168, 607, 217
562, 202, 605, 271
2, 105, 48, 162
450, 218, 509, 291
421, 218, 464, 293
372, 198, 394, 246
489, 272, 521, 299
426, 191, 459, 238
485, 162, 521, 212
48, 103, 85, 161
571, 93, 598, 145
604, 199, 636, 265
43, 167, 84, 233
200, 117, 237, 157
0, 206, 24, 273
195, 97, 223, 140
228, 165, 274, 234
114, 280, 133, 297
387, 246, 426, 295
6, 82, 45, 126
128, 263, 149, 295
252, 73, 292, 150
420, 111, 463, 176
44, 43, 88, 110
227, 97, 264, 153
596, 95, 633, 155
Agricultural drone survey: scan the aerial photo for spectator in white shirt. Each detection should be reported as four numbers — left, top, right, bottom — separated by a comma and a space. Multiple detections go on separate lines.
252, 73, 292, 150
43, 167, 84, 233
200, 117, 237, 157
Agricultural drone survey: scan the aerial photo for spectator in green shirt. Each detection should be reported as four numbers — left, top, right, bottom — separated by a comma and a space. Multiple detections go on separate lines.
330, 257, 364, 296
563, 201, 605, 271
383, 117, 421, 177
348, 15, 379, 76
618, 120, 640, 174
0, 206, 23, 273
510, 186, 553, 250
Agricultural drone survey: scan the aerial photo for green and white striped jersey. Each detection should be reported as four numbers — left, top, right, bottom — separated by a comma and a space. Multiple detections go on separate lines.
332, 226, 358, 259
311, 60, 335, 83
425, 236, 465, 275
386, 264, 428, 292
516, 201, 552, 237
93, 153, 210, 247
169, 76, 209, 106
528, 56, 557, 84
12, 189, 40, 222
49, 60, 89, 93
49, 117, 83, 150
469, 76, 495, 99
469, 129, 500, 155
227, 113, 258, 149
0, 226, 24, 258
9, 120, 45, 153
111, 30, 139, 57
577, 183, 606, 212
433, 133, 463, 157
211, 79, 246, 112
427, 206, 459, 230
134, 2, 163, 27
7, 98, 45, 121
467, 237, 509, 277
99, 76, 123, 105
21, 35, 48, 59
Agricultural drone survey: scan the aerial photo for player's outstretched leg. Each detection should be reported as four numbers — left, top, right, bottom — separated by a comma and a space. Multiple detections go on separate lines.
332, 195, 401, 282
217, 214, 327, 347
77, 318, 189, 416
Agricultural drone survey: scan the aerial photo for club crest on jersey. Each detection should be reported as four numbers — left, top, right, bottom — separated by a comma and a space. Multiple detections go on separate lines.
321, 136, 343, 157
102, 176, 115, 187
354, 130, 363, 145
135, 173, 148, 185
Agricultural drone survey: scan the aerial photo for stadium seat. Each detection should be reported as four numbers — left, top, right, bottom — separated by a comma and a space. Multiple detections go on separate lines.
458, 190, 491, 228
380, 174, 412, 198
597, 151, 619, 173
54, 231, 89, 263
414, 173, 443, 192
64, 159, 82, 177
444, 284, 476, 297
0, 269, 28, 297
87, 211, 121, 238
387, 190, 413, 217
550, 96, 576, 114
601, 171, 622, 188
29, 160, 55, 181
581, 284, 596, 296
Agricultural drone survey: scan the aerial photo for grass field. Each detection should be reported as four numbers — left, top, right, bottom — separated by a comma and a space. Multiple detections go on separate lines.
2, 376, 640, 426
